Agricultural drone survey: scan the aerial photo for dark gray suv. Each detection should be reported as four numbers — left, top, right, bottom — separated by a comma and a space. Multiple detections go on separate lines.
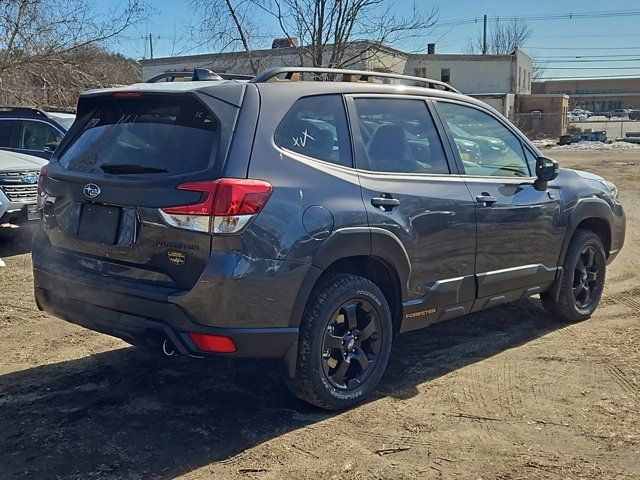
33, 68, 625, 409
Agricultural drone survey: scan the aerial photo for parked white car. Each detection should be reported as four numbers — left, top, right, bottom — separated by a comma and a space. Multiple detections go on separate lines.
0, 150, 47, 226
571, 108, 592, 117
567, 112, 588, 122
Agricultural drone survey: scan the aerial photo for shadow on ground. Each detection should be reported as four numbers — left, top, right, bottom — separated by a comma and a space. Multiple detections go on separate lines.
0, 298, 563, 479
0, 225, 36, 258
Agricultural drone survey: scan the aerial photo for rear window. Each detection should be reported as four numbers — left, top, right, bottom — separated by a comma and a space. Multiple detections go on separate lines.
274, 95, 352, 167
59, 95, 218, 175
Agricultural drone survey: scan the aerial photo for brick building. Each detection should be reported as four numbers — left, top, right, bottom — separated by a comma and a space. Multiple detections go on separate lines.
532, 77, 640, 111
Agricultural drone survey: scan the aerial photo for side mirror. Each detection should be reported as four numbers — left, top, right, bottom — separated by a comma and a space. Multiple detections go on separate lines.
43, 142, 59, 153
534, 156, 559, 190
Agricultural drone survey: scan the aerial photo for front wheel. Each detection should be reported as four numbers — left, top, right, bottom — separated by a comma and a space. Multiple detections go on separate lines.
287, 274, 393, 410
542, 229, 606, 322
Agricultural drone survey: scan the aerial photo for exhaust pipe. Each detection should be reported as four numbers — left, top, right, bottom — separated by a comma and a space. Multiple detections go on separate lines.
162, 339, 177, 356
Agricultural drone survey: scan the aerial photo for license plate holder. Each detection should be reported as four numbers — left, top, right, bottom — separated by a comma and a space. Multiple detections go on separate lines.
77, 203, 121, 244
27, 204, 38, 221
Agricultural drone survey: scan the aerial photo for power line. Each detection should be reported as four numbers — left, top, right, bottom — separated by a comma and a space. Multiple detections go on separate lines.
437, 10, 640, 27
535, 33, 640, 38
530, 46, 640, 50
543, 66, 640, 70
538, 74, 640, 79
119, 10, 640, 40
537, 54, 640, 59
535, 58, 640, 63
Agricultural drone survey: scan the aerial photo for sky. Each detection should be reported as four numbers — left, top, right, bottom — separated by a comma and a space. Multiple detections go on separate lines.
109, 0, 640, 80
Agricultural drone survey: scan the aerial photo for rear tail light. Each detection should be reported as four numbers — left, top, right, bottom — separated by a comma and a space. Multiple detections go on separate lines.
37, 164, 48, 196
112, 92, 143, 98
188, 333, 236, 353
159, 178, 272, 234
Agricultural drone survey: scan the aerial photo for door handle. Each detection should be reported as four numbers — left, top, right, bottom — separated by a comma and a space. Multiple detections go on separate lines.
371, 196, 400, 211
475, 194, 498, 206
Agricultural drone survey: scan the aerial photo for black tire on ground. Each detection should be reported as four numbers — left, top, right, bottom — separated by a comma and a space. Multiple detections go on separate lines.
287, 274, 393, 410
541, 229, 607, 323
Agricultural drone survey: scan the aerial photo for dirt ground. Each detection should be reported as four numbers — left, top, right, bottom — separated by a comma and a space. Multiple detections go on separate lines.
1, 150, 639, 480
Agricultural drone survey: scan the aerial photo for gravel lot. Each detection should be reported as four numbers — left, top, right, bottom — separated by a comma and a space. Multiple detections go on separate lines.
1, 150, 639, 479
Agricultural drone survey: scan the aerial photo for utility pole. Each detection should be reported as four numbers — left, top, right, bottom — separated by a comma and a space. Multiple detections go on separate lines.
149, 33, 154, 59
482, 14, 488, 55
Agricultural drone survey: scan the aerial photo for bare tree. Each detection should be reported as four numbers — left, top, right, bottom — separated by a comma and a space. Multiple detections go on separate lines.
465, 18, 545, 82
0, 0, 148, 108
466, 18, 532, 55
189, 0, 267, 74
191, 0, 438, 73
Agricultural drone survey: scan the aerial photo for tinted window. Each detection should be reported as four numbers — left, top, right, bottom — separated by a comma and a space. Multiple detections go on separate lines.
354, 98, 449, 174
59, 96, 218, 175
274, 95, 352, 167
436, 102, 530, 177
0, 120, 20, 148
19, 121, 63, 151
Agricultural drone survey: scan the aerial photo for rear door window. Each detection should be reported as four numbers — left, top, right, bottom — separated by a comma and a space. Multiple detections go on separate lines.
59, 95, 219, 175
353, 98, 450, 174
274, 95, 352, 167
0, 120, 20, 148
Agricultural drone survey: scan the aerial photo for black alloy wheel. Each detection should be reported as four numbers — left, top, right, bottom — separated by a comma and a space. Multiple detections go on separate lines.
541, 229, 607, 323
321, 299, 381, 390
573, 245, 604, 310
287, 274, 393, 410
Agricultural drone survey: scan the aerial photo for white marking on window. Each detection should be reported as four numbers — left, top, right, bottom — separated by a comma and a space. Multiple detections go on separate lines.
292, 128, 315, 148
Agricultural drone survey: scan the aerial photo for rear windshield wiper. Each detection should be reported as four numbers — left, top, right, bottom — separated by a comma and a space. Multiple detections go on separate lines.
99, 164, 169, 174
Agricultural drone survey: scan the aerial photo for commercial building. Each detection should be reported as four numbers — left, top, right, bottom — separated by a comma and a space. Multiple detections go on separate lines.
140, 41, 406, 83
140, 42, 534, 96
533, 77, 640, 111
406, 48, 533, 94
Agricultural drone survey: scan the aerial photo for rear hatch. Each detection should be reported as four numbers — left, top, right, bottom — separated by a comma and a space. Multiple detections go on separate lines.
38, 89, 242, 290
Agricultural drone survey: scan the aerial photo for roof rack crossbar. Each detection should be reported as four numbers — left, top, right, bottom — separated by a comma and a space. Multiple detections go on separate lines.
250, 67, 461, 93
146, 69, 253, 83
0, 106, 47, 117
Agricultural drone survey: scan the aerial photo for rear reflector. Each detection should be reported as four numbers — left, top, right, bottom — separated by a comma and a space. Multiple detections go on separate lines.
160, 178, 272, 234
188, 333, 236, 353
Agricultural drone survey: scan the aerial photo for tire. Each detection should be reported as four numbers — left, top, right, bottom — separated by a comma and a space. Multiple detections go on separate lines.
287, 274, 393, 410
542, 229, 607, 323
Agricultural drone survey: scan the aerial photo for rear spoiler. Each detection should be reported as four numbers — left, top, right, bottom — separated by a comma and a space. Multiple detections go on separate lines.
146, 68, 253, 83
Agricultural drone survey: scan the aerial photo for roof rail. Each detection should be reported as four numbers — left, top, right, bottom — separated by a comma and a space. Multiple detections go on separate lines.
250, 67, 461, 93
0, 106, 48, 117
146, 68, 253, 83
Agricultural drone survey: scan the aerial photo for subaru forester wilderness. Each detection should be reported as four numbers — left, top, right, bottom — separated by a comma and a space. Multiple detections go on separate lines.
33, 68, 625, 409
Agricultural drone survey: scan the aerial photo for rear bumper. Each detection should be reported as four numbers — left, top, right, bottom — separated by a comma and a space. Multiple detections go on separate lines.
33, 264, 298, 359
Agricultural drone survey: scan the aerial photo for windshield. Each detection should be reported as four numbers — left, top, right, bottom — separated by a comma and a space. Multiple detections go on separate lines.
47, 113, 76, 130
58, 95, 219, 175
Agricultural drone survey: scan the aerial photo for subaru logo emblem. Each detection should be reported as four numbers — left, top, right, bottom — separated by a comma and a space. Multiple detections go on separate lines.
21, 173, 38, 184
83, 183, 101, 199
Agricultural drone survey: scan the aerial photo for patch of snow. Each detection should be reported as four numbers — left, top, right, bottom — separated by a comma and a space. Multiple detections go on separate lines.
532, 139, 558, 149
550, 141, 640, 151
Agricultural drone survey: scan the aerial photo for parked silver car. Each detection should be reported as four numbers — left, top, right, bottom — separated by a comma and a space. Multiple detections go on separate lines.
0, 149, 46, 225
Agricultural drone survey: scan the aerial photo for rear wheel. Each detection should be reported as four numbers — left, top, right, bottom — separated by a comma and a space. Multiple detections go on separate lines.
287, 274, 393, 410
542, 229, 606, 322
